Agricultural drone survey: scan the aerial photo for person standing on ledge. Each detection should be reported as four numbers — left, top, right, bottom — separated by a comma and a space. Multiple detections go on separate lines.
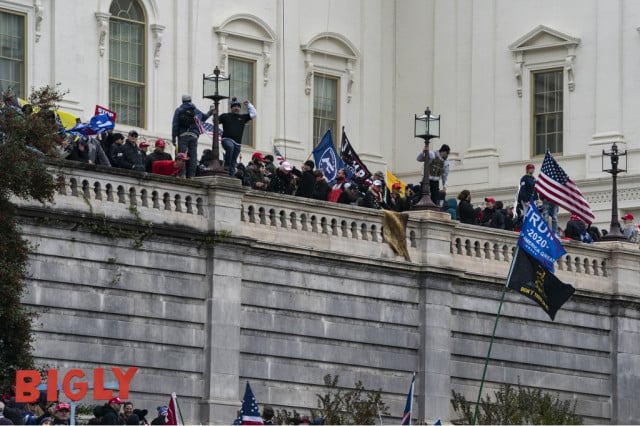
171, 94, 213, 178
416, 143, 450, 206
219, 97, 257, 176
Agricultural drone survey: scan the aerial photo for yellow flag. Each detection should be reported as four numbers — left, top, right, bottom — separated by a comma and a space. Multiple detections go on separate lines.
386, 170, 406, 197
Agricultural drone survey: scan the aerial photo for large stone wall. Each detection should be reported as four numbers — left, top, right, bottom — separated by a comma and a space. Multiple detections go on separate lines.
14, 164, 640, 424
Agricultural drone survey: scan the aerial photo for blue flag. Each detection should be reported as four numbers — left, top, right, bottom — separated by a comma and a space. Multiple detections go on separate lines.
518, 201, 566, 272
312, 129, 345, 183
89, 113, 115, 133
240, 382, 263, 425
401, 373, 415, 425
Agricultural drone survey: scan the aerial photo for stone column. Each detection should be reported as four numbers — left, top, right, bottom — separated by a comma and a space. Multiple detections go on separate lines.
198, 177, 247, 423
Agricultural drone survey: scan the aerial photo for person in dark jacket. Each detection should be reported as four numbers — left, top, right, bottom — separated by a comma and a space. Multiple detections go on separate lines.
114, 130, 145, 171
267, 162, 295, 195
362, 180, 386, 209
171, 94, 214, 178
517, 163, 538, 217
564, 214, 586, 241
312, 170, 330, 201
295, 160, 316, 198
456, 189, 476, 224
479, 197, 505, 229
145, 139, 172, 172
100, 397, 125, 425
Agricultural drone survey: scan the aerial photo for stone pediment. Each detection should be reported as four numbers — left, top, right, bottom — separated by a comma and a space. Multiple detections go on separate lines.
214, 14, 276, 43
509, 24, 580, 52
301, 32, 359, 60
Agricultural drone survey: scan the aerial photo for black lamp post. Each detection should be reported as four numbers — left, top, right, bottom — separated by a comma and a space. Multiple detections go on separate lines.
602, 142, 627, 240
413, 107, 441, 210
202, 66, 230, 176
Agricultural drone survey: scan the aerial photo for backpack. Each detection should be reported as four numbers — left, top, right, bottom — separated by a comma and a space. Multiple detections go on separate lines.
178, 106, 195, 129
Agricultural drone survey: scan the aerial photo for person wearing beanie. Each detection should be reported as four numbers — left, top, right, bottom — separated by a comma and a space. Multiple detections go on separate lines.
219, 96, 257, 177
517, 163, 538, 217
416, 143, 451, 206
294, 160, 316, 198
171, 94, 214, 178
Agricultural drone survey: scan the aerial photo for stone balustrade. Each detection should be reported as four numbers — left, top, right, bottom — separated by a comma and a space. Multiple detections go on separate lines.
13, 162, 640, 294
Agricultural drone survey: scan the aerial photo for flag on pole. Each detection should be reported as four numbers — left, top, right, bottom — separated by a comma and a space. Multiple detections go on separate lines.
506, 248, 575, 320
518, 201, 566, 272
166, 392, 182, 426
535, 151, 595, 224
401, 372, 416, 425
240, 382, 264, 425
386, 169, 406, 197
273, 145, 285, 164
340, 127, 372, 180
312, 129, 346, 183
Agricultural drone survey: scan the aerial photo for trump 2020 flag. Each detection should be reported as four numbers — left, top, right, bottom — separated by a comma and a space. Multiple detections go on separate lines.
341, 127, 372, 180
507, 248, 575, 321
518, 201, 566, 272
535, 151, 595, 224
313, 129, 345, 183
240, 382, 264, 425
401, 372, 416, 425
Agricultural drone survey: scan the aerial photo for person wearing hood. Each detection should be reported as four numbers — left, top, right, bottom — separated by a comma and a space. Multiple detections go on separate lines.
171, 94, 214, 178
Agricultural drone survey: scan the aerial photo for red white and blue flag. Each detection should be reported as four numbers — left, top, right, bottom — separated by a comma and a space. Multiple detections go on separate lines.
241, 382, 264, 425
535, 151, 595, 224
273, 145, 286, 164
401, 373, 416, 425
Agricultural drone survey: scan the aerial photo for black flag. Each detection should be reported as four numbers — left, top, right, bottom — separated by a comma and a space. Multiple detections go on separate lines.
340, 127, 372, 181
506, 249, 575, 320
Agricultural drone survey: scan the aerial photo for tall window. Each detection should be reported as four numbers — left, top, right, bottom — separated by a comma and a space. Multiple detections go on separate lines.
109, 0, 145, 127
229, 57, 255, 146
313, 74, 338, 147
533, 69, 563, 156
0, 10, 25, 98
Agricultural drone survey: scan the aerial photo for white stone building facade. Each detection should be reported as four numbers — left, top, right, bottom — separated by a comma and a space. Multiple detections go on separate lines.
2, 0, 639, 228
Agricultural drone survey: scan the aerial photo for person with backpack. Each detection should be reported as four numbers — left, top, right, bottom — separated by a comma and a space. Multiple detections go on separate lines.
171, 94, 213, 178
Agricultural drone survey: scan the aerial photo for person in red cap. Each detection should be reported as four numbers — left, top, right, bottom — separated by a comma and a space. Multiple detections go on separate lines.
145, 139, 172, 172
151, 153, 188, 177
479, 197, 505, 229
621, 213, 638, 242
387, 182, 409, 212
53, 402, 72, 425
100, 397, 125, 425
517, 163, 538, 217
564, 214, 587, 241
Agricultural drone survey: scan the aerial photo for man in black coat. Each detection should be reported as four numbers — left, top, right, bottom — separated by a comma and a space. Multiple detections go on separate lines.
100, 397, 125, 425
295, 160, 316, 198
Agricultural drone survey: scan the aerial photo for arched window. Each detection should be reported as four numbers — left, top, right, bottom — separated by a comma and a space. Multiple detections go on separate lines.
109, 0, 146, 127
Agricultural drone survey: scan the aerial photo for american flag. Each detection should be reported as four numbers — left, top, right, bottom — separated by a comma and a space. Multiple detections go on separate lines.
535, 151, 595, 224
401, 373, 416, 425
273, 145, 285, 164
195, 116, 220, 140
240, 382, 264, 425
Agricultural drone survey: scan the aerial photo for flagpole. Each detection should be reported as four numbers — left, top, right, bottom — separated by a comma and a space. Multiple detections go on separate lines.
174, 393, 185, 426
471, 247, 519, 425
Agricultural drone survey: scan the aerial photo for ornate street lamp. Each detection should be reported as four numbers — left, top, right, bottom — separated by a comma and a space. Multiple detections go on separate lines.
602, 142, 627, 240
202, 66, 230, 175
413, 107, 441, 210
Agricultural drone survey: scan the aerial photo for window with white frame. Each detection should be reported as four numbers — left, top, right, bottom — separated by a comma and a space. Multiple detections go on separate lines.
533, 69, 563, 156
313, 74, 339, 147
109, 0, 145, 127
0, 9, 25, 98
229, 57, 255, 147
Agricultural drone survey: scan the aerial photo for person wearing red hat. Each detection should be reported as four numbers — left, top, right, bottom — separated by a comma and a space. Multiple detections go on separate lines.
145, 139, 172, 172
99, 397, 125, 425
517, 163, 538, 217
387, 182, 409, 212
621, 213, 639, 242
151, 153, 189, 177
479, 197, 505, 229
53, 402, 72, 425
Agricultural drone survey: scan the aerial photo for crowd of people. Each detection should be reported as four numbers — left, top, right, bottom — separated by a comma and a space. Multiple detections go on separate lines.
0, 394, 169, 425
452, 163, 639, 244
